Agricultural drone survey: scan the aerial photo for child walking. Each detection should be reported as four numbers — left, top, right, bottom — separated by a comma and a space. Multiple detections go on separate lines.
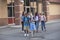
40, 13, 46, 31
29, 14, 36, 37
23, 13, 30, 36
34, 12, 39, 32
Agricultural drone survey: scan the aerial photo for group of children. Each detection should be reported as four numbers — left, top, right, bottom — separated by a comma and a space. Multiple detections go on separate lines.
21, 12, 46, 37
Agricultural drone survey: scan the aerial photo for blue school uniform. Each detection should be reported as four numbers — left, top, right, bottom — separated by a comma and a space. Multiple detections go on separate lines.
23, 16, 30, 30
30, 22, 36, 31
29, 16, 36, 31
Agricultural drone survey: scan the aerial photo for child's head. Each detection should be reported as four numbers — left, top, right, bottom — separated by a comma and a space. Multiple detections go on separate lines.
40, 13, 45, 15
24, 13, 27, 16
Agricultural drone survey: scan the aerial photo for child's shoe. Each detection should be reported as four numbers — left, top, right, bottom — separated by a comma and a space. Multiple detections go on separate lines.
24, 34, 27, 36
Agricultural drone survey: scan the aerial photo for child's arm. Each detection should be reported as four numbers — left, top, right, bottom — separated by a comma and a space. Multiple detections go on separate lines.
44, 16, 47, 22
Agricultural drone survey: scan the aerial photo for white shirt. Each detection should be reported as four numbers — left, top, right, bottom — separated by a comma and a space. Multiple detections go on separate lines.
35, 16, 39, 21
41, 15, 45, 21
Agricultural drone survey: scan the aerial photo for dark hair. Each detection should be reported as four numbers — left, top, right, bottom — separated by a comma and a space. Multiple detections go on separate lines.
22, 12, 24, 16
42, 13, 45, 15
35, 12, 38, 16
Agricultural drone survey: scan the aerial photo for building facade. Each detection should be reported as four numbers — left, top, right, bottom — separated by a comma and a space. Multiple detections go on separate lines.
0, 0, 60, 26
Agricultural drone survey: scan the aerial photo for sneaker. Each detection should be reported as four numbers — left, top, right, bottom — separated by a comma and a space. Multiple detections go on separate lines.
27, 34, 29, 36
24, 34, 27, 36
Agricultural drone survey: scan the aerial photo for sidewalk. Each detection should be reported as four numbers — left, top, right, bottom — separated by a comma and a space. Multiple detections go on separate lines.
0, 19, 60, 28
46, 19, 60, 24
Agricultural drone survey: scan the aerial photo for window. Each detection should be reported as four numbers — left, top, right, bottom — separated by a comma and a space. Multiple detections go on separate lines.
7, 1, 15, 17
7, 0, 15, 24
24, 0, 30, 6
24, 0, 35, 14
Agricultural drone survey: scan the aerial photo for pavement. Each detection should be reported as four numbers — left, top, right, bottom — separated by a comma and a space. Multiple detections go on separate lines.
0, 19, 60, 40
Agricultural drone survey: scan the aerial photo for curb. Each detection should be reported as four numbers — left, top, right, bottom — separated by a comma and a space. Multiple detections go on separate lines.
39, 19, 60, 25
10, 25, 22, 28
0, 25, 22, 28
46, 19, 60, 24
0, 19, 60, 28
0, 25, 8, 28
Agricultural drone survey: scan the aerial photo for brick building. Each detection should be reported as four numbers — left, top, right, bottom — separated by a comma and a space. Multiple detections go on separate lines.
0, 0, 60, 26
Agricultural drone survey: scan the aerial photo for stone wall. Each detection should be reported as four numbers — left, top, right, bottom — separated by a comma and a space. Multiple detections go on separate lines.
0, 0, 8, 26
47, 3, 60, 20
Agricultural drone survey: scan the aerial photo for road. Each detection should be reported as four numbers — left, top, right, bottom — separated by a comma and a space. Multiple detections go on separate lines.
0, 22, 60, 40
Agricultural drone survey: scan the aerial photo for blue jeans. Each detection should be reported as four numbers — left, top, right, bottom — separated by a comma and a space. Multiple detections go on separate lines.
41, 21, 46, 31
35, 21, 39, 31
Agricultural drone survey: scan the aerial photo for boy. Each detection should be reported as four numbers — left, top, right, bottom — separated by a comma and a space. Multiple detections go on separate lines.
23, 14, 30, 36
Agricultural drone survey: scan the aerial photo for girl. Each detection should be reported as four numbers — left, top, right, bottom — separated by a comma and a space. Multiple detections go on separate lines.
40, 13, 46, 31
29, 14, 36, 37
34, 12, 39, 32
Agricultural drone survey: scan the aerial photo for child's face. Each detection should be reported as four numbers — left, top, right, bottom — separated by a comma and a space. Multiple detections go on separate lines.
25, 14, 27, 16
40, 14, 42, 15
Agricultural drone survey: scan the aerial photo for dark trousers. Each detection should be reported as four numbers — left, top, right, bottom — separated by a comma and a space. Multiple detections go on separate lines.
41, 21, 46, 31
22, 22, 24, 31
